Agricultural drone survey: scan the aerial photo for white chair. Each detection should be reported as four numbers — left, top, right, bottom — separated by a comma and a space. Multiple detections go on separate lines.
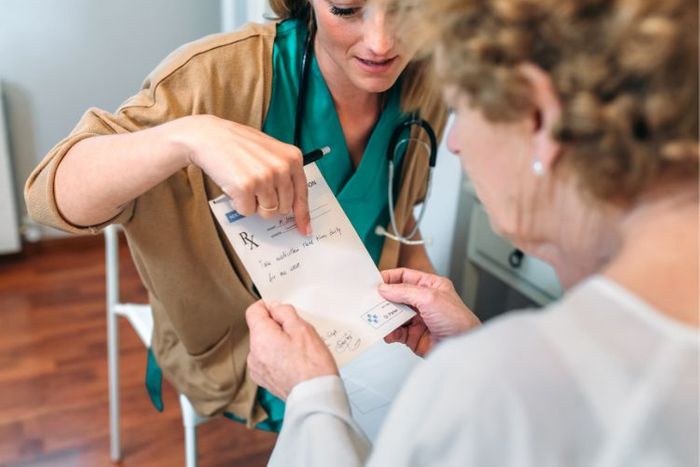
105, 225, 210, 467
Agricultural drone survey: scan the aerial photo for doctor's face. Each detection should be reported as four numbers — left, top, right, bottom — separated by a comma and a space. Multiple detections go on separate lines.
310, 0, 411, 94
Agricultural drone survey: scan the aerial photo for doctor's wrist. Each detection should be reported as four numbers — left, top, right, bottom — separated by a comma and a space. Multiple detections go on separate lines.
158, 116, 202, 169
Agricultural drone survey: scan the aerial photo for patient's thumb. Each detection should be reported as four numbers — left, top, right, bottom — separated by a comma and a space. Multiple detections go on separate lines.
268, 303, 300, 326
378, 283, 427, 310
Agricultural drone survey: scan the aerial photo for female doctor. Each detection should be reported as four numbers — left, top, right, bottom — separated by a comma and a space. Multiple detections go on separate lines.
25, 0, 446, 430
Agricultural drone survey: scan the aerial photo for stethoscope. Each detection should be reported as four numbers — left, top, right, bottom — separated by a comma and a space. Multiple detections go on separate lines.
294, 21, 438, 245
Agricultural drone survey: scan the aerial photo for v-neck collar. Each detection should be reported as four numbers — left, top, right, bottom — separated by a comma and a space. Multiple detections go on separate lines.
263, 18, 409, 263
303, 54, 403, 201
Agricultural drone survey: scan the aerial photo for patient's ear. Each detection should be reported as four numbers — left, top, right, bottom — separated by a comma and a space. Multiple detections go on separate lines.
519, 63, 562, 172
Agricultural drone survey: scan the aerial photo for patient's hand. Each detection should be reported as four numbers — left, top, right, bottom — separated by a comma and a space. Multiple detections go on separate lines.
246, 300, 338, 400
379, 268, 480, 356
382, 314, 434, 357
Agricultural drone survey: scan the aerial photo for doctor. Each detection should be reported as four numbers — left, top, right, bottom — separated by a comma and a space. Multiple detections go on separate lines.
247, 0, 699, 463
25, 0, 446, 430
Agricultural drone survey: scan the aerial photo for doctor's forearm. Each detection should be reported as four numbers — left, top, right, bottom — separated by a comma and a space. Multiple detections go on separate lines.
398, 241, 434, 273
54, 120, 191, 227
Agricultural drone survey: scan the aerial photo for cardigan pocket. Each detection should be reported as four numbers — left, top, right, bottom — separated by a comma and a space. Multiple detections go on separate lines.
183, 326, 240, 416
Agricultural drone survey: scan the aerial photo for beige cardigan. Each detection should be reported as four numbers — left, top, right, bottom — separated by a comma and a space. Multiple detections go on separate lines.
25, 22, 446, 425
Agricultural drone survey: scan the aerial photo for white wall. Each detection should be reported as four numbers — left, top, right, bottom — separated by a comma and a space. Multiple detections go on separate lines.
221, 0, 271, 31
0, 82, 21, 253
0, 0, 220, 238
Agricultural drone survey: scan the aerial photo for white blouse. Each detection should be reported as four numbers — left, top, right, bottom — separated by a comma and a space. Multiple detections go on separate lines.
269, 277, 699, 467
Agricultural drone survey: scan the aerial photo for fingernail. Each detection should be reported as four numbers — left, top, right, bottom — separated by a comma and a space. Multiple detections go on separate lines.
269, 301, 281, 308
305, 223, 312, 236
378, 284, 389, 292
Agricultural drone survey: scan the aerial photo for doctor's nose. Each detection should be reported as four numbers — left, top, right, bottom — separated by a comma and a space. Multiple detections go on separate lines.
362, 9, 395, 57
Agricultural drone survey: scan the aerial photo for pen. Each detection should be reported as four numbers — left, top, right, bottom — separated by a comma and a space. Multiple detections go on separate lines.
303, 146, 331, 165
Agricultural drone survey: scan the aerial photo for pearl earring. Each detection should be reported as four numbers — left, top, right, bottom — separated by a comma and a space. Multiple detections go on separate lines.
532, 160, 544, 176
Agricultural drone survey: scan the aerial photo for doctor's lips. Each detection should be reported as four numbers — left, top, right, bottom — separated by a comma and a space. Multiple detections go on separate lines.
355, 55, 398, 73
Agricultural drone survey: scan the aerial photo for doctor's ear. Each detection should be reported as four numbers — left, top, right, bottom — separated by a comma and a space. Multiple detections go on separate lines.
518, 63, 562, 175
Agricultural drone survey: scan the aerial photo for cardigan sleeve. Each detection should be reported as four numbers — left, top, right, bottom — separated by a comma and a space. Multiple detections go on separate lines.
24, 23, 276, 235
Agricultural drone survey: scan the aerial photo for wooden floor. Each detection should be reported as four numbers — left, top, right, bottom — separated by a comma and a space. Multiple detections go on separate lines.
0, 235, 276, 467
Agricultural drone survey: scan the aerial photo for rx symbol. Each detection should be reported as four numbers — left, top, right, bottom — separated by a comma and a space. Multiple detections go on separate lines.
239, 232, 259, 250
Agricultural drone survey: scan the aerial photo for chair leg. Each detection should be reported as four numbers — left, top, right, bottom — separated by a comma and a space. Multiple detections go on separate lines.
180, 394, 199, 467
184, 423, 198, 467
105, 226, 122, 462
107, 309, 121, 462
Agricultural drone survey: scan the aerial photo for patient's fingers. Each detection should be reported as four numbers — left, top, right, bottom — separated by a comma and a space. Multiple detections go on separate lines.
382, 268, 456, 295
268, 303, 307, 334
246, 301, 288, 350
384, 326, 408, 345
405, 319, 426, 351
378, 282, 438, 310
246, 300, 281, 334
381, 267, 416, 285
380, 268, 441, 287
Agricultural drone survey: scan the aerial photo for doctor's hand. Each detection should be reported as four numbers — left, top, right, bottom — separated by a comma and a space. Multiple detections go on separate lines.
168, 115, 311, 234
379, 268, 480, 356
246, 300, 338, 400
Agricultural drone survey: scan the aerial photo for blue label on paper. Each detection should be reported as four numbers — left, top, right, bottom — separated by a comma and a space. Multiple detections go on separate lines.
226, 210, 245, 223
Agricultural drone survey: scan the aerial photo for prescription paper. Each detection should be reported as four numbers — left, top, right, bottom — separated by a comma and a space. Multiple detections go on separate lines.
209, 163, 415, 368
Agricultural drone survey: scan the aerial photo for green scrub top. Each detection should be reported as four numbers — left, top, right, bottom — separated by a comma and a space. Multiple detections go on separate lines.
146, 17, 409, 433
264, 18, 408, 263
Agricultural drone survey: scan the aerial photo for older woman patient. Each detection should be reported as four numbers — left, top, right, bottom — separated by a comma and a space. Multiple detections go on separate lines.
246, 0, 699, 465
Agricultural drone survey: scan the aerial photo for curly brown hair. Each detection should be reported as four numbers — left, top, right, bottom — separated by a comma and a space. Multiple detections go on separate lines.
388, 0, 698, 202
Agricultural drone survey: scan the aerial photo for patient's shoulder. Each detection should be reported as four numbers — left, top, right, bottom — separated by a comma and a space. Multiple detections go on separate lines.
422, 303, 582, 408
